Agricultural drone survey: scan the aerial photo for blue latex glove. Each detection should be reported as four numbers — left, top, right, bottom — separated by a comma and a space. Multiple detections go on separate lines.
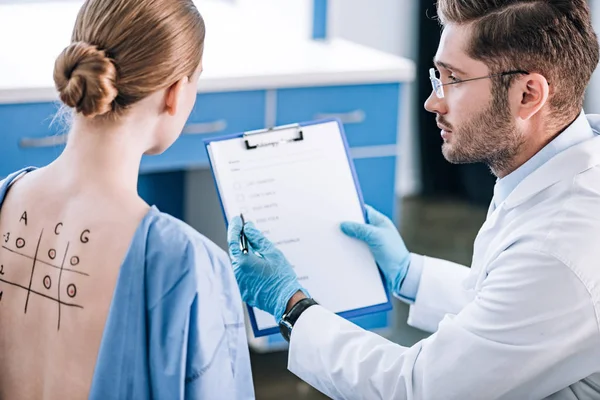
227, 216, 305, 322
340, 205, 410, 294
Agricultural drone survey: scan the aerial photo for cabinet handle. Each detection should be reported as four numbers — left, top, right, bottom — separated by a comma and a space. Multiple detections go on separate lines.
18, 119, 228, 148
314, 109, 365, 125
182, 119, 228, 135
19, 134, 68, 148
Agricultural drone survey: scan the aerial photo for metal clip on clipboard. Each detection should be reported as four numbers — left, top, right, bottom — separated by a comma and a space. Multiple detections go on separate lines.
243, 123, 304, 150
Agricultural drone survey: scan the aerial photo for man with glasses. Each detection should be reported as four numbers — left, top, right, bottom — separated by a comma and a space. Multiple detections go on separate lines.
228, 1, 600, 398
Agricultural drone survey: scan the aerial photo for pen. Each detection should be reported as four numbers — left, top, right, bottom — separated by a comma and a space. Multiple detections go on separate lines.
240, 213, 249, 254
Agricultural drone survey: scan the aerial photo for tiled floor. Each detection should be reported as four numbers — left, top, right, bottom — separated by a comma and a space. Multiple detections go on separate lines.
250, 196, 488, 399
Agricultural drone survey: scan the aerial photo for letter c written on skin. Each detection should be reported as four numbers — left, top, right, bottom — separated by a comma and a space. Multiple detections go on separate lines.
52, 224, 90, 244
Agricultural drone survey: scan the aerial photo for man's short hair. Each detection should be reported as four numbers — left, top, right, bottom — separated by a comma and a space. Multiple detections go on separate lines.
437, 0, 600, 121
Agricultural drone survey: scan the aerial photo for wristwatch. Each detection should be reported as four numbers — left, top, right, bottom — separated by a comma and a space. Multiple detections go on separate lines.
279, 297, 318, 342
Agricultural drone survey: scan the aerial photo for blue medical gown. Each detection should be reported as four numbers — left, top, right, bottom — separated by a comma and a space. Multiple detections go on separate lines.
0, 168, 255, 399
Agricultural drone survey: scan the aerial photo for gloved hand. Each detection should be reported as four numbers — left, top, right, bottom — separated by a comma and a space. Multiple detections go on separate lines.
227, 216, 306, 322
340, 205, 410, 295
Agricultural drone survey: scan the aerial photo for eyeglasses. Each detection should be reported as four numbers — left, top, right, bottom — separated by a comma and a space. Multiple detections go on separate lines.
429, 68, 529, 99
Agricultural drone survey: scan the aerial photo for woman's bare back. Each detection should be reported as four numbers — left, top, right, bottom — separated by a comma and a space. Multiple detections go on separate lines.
0, 168, 149, 400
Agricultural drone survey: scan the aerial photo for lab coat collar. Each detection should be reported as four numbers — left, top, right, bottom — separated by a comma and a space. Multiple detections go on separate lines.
503, 114, 600, 210
494, 110, 594, 207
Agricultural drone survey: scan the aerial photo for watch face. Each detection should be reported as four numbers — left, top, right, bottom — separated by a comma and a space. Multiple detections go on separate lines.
278, 298, 317, 342
279, 320, 292, 342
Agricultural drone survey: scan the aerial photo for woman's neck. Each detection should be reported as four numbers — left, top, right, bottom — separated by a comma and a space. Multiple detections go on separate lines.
48, 114, 154, 197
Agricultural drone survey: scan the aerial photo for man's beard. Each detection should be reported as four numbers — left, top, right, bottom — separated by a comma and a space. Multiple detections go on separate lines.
439, 89, 525, 176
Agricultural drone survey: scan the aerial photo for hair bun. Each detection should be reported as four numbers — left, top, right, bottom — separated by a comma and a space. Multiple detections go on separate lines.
53, 41, 118, 118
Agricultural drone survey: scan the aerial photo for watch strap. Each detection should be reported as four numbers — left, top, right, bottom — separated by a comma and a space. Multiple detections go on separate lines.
279, 297, 318, 342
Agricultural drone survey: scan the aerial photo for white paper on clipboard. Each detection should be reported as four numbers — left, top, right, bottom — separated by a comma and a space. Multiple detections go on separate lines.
206, 120, 390, 335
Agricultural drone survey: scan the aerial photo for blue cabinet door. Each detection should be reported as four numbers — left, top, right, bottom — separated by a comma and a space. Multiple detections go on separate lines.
0, 102, 65, 178
138, 170, 186, 220
353, 155, 398, 220
276, 84, 402, 148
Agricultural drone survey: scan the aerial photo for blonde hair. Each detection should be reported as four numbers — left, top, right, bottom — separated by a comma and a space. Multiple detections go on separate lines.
53, 0, 205, 119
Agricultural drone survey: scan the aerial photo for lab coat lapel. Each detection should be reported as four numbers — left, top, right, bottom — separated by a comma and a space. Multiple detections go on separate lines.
465, 136, 600, 291
467, 183, 502, 285
504, 136, 600, 209
464, 201, 503, 290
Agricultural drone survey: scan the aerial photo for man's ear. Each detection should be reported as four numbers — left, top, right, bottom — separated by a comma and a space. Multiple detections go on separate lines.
164, 76, 189, 116
515, 73, 550, 120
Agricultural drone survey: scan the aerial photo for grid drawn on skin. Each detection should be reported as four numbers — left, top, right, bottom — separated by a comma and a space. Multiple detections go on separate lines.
0, 229, 85, 331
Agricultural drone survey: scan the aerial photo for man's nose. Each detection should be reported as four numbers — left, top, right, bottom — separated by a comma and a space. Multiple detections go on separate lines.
424, 91, 447, 115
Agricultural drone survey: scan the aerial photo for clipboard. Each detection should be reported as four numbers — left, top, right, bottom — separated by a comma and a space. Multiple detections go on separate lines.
204, 118, 392, 337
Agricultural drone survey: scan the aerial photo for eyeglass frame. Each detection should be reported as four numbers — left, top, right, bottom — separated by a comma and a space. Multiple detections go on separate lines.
429, 67, 530, 99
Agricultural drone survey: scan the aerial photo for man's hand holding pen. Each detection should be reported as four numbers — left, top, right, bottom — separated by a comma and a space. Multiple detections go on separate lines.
228, 215, 307, 322
239, 213, 249, 255
228, 204, 411, 321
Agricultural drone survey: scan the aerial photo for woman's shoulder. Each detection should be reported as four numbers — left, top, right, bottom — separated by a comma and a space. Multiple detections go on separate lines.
0, 167, 38, 200
139, 208, 233, 307
145, 209, 227, 264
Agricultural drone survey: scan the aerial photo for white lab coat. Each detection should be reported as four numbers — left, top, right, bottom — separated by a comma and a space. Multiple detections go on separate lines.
288, 126, 600, 399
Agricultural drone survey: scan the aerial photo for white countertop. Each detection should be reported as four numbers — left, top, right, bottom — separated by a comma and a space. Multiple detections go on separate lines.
0, 1, 415, 104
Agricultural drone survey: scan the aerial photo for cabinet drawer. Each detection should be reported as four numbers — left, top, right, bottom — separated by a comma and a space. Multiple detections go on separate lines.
140, 90, 266, 172
0, 102, 65, 178
276, 83, 402, 148
0, 90, 267, 178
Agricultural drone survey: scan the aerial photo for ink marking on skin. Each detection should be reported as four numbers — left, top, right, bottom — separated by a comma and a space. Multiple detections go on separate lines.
0, 276, 82, 308
57, 242, 70, 331
43, 275, 51, 290
80, 230, 90, 244
20, 211, 28, 226
66, 284, 77, 299
0, 246, 88, 276
24, 229, 43, 314
0, 229, 86, 328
